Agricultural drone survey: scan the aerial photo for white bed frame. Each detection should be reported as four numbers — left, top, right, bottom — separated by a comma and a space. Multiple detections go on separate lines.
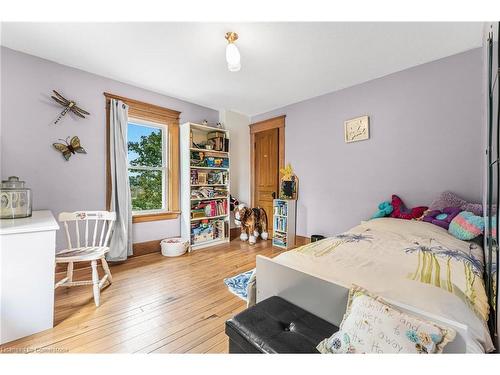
256, 255, 474, 353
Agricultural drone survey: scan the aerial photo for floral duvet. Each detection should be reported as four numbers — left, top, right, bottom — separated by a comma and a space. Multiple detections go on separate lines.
271, 218, 494, 353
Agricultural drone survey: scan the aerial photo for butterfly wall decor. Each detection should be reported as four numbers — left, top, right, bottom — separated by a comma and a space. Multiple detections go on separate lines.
51, 90, 90, 125
53, 136, 87, 161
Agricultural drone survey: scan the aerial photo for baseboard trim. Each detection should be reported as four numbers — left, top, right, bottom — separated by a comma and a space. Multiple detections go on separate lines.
230, 227, 239, 240
295, 235, 310, 246
132, 239, 162, 257
55, 239, 162, 274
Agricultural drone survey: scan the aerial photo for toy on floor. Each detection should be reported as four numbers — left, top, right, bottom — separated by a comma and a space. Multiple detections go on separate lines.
234, 204, 269, 244
371, 201, 393, 219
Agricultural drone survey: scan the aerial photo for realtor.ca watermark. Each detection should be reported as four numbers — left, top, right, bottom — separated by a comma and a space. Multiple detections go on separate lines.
0, 347, 69, 354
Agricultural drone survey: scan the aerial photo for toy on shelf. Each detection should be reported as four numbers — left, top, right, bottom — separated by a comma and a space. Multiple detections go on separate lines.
190, 150, 229, 168
229, 195, 239, 211
191, 199, 227, 219
233, 204, 269, 245
279, 163, 298, 200
208, 131, 227, 152
190, 219, 225, 244
191, 187, 227, 199
190, 169, 228, 185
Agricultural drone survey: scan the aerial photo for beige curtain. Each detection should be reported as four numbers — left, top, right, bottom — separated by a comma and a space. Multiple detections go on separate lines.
108, 99, 133, 261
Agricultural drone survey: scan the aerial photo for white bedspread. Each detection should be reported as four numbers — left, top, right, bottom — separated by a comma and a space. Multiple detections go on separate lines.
272, 218, 494, 353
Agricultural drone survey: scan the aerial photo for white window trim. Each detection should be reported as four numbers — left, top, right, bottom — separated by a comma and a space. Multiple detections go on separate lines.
127, 117, 169, 216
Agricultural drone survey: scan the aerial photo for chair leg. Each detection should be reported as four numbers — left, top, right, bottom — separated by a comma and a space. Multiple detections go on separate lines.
67, 262, 74, 283
91, 260, 100, 307
101, 257, 112, 284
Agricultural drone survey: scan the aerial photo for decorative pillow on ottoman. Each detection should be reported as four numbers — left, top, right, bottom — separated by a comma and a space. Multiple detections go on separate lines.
422, 207, 462, 230
448, 211, 484, 240
390, 195, 428, 220
429, 191, 483, 216
316, 286, 456, 354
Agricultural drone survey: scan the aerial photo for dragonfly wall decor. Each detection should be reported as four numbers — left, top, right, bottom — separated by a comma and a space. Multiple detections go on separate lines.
51, 90, 90, 125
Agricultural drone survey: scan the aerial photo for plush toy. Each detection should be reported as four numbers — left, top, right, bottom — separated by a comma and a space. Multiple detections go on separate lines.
391, 194, 428, 220
449, 211, 484, 240
229, 195, 239, 212
234, 204, 269, 244
371, 201, 393, 219
422, 207, 461, 230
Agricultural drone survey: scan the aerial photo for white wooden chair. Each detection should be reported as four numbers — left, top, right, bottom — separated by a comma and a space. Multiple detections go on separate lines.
55, 211, 116, 307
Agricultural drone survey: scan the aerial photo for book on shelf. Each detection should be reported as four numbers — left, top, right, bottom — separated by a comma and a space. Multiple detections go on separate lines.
273, 203, 288, 216
191, 199, 227, 219
271, 198, 296, 249
273, 231, 287, 246
190, 169, 228, 185
274, 216, 287, 232
191, 187, 228, 199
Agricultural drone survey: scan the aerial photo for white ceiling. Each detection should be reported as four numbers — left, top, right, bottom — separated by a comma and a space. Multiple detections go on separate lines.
1, 22, 484, 116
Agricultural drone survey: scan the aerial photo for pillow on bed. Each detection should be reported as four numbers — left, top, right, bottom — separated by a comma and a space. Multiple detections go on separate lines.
422, 207, 462, 230
316, 286, 456, 354
390, 195, 428, 220
429, 191, 482, 216
448, 211, 484, 240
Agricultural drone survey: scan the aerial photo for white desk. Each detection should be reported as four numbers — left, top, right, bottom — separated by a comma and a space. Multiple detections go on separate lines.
0, 210, 59, 344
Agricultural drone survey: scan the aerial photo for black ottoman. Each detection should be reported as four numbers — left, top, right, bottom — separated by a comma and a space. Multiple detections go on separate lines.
225, 296, 338, 353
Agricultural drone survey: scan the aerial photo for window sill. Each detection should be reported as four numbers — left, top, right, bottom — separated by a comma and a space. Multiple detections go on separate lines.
132, 211, 180, 223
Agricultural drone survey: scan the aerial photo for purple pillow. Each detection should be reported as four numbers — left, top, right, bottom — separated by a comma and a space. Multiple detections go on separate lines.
429, 191, 482, 216
423, 207, 462, 230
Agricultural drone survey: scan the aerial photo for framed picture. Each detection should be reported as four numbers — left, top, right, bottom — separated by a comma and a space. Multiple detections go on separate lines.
280, 175, 298, 200
279, 164, 298, 200
344, 115, 369, 143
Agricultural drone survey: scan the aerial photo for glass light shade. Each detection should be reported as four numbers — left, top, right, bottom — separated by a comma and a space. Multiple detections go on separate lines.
226, 43, 241, 72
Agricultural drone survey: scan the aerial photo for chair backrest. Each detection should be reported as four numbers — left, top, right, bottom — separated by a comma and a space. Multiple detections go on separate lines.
58, 211, 117, 250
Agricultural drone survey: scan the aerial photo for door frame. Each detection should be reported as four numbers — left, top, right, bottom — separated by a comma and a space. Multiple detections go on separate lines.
249, 115, 286, 207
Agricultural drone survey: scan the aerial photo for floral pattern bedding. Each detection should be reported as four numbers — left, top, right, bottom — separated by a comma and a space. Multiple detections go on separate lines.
271, 218, 494, 353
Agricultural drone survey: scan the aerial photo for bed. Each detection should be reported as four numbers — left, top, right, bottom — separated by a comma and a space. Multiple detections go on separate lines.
254, 218, 495, 353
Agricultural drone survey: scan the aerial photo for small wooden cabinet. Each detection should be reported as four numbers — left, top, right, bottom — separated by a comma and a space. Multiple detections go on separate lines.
0, 210, 59, 344
272, 199, 296, 249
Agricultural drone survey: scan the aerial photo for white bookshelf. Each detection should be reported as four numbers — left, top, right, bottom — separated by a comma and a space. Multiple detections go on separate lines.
180, 122, 230, 250
272, 199, 296, 249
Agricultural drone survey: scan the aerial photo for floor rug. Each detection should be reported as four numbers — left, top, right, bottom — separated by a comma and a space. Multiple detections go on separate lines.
223, 269, 254, 301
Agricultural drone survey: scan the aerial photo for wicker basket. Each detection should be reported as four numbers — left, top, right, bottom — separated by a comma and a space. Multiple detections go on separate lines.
160, 237, 190, 257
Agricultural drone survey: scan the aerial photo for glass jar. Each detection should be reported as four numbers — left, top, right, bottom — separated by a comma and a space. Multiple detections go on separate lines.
0, 176, 32, 219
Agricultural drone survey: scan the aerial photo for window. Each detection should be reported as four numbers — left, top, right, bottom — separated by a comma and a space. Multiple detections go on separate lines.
105, 93, 181, 223
128, 120, 167, 213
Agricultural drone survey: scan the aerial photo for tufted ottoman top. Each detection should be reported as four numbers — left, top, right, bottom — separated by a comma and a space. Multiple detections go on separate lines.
225, 296, 338, 353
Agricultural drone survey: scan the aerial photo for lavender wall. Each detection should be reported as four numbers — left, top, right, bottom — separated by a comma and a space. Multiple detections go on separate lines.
0, 47, 218, 248
252, 48, 484, 237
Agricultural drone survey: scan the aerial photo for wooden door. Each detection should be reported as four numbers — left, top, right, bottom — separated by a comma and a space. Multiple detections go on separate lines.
254, 128, 279, 225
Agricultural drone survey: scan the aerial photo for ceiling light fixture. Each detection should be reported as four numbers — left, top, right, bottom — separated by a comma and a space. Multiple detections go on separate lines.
225, 32, 241, 72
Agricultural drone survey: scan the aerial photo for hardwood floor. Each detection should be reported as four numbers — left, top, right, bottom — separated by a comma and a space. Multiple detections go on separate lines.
0, 239, 287, 354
